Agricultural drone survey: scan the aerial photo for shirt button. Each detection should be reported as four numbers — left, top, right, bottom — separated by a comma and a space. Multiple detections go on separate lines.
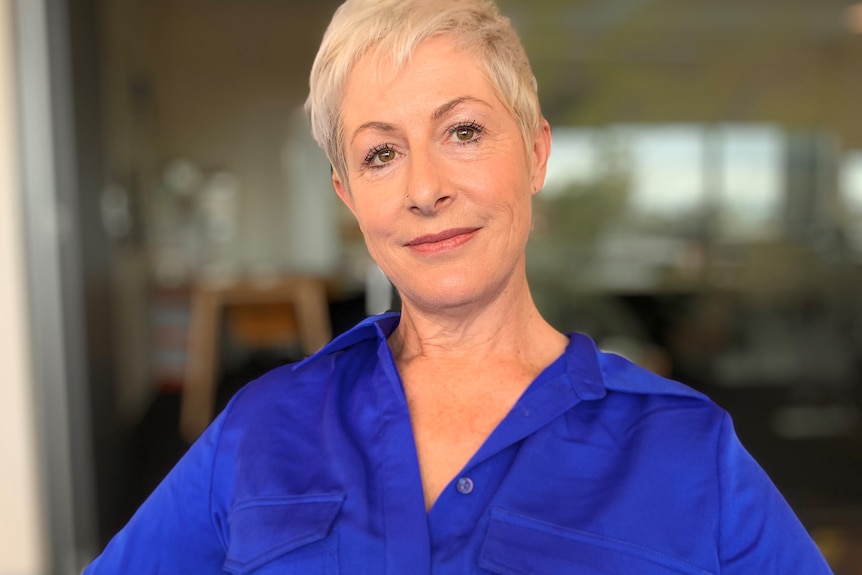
456, 476, 474, 495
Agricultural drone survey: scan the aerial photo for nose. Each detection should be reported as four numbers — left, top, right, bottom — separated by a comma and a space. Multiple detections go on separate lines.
405, 147, 453, 214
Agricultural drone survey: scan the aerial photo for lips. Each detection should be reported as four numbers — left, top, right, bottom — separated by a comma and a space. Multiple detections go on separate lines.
406, 227, 479, 246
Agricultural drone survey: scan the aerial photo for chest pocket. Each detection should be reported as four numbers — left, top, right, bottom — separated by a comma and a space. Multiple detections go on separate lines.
223, 493, 344, 575
478, 507, 716, 575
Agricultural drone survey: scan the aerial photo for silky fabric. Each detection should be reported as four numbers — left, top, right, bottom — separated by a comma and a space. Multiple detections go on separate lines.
84, 313, 832, 574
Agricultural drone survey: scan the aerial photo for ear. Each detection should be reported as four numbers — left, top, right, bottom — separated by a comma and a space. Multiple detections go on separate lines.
331, 169, 356, 215
529, 119, 552, 196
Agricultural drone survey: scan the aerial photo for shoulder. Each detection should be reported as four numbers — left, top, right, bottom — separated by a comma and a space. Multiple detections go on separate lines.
608, 350, 725, 429
596, 342, 708, 402
564, 333, 727, 448
566, 331, 714, 409
222, 313, 399, 427
223, 344, 363, 425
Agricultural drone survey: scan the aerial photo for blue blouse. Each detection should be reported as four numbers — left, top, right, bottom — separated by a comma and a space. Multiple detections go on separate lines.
85, 313, 832, 574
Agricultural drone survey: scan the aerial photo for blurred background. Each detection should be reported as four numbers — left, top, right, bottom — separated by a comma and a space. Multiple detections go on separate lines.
2, 0, 862, 573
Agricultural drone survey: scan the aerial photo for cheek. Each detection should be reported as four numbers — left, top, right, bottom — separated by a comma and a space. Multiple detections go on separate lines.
480, 171, 533, 218
348, 180, 404, 231
353, 205, 395, 250
472, 151, 533, 196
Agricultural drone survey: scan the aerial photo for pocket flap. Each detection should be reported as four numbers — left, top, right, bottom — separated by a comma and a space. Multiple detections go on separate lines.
479, 507, 715, 575
223, 493, 344, 574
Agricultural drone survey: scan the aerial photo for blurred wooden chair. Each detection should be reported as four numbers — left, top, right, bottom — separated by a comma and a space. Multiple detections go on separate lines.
179, 276, 331, 442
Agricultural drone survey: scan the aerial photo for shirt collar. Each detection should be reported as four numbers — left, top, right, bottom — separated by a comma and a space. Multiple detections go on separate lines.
294, 314, 608, 402
291, 312, 400, 371
563, 332, 608, 401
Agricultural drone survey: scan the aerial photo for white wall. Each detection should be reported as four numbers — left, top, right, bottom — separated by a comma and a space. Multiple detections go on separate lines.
0, 1, 47, 573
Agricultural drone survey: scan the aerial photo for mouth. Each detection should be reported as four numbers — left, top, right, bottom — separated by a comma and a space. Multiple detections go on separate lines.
405, 227, 480, 252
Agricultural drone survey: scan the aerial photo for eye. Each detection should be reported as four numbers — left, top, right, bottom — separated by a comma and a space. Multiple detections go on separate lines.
449, 121, 484, 144
455, 127, 475, 141
364, 144, 398, 166
376, 148, 397, 163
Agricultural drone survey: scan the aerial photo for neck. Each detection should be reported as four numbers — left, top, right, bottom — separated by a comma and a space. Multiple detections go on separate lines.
389, 279, 566, 368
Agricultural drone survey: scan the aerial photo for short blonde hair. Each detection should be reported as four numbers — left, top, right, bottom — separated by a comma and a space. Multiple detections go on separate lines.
305, 0, 542, 181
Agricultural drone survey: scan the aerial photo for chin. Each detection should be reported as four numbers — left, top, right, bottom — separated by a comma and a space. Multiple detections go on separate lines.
400, 274, 505, 313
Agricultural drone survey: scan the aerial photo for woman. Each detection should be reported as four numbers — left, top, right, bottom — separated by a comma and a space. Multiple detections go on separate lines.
86, 0, 833, 573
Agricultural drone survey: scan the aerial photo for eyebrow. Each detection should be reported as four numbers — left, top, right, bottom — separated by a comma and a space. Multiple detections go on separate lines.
351, 121, 395, 144
350, 96, 490, 144
432, 96, 485, 120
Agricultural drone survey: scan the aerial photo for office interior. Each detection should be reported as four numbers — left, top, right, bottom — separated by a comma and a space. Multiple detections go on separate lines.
3, 0, 862, 573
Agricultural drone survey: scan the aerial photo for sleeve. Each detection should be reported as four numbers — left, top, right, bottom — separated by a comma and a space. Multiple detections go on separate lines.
83, 406, 232, 575
716, 413, 834, 574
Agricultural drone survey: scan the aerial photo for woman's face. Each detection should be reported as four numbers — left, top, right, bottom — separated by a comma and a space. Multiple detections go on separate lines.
333, 36, 550, 314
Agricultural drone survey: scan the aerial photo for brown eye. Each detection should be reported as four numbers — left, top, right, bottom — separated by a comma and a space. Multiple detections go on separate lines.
449, 122, 483, 143
455, 127, 475, 141
364, 144, 397, 166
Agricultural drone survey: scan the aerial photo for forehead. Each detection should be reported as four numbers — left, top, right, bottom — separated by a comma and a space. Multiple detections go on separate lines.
340, 36, 499, 124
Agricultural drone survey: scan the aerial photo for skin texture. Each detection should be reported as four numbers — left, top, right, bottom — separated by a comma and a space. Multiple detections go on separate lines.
333, 36, 569, 509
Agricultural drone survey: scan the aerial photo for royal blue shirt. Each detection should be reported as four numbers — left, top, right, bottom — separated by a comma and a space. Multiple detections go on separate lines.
85, 313, 832, 574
